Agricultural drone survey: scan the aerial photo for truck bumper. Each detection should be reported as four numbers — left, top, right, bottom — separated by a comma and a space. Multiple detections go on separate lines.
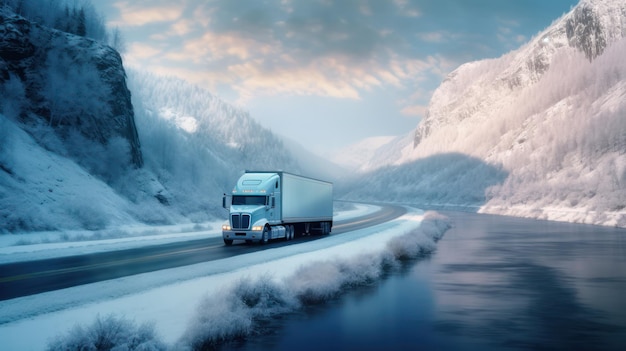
222, 230, 262, 242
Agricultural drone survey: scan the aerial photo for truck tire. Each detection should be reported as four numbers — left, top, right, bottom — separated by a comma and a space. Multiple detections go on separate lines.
224, 239, 233, 246
283, 226, 290, 241
261, 226, 270, 245
287, 225, 294, 240
322, 222, 330, 235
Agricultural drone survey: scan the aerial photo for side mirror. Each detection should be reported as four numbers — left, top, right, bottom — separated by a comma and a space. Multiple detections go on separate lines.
222, 194, 227, 209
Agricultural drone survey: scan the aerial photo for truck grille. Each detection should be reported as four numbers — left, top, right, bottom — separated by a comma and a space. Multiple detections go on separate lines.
231, 214, 250, 229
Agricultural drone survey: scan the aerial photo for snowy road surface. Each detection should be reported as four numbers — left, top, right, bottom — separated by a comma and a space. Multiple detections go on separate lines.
0, 203, 446, 350
0, 204, 404, 300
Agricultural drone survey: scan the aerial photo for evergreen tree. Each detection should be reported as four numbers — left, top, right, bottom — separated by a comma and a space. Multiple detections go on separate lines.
77, 7, 86, 37
63, 5, 71, 33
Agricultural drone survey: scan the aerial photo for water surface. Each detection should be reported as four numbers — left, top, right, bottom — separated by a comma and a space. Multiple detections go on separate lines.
223, 212, 626, 350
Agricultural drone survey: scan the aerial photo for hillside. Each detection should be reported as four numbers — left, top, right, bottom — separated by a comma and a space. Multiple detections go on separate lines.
0, 4, 303, 232
0, 5, 147, 232
344, 0, 626, 227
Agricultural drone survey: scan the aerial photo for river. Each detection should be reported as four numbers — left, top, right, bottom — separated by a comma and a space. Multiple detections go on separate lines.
220, 211, 626, 350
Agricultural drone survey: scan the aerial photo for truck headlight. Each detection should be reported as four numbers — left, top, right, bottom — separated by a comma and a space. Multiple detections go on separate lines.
252, 225, 263, 231
222, 224, 231, 231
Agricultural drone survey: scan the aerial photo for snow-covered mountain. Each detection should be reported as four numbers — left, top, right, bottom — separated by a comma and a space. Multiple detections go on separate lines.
346, 0, 626, 227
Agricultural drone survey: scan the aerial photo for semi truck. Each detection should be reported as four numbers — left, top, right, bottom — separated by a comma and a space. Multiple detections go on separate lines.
222, 171, 333, 246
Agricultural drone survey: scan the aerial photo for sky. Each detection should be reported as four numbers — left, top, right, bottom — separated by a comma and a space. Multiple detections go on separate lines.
92, 0, 580, 156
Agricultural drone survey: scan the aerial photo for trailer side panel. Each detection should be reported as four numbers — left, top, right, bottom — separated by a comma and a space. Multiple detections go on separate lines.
282, 173, 333, 223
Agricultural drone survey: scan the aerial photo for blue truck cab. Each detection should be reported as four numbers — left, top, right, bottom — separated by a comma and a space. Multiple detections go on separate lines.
222, 171, 333, 246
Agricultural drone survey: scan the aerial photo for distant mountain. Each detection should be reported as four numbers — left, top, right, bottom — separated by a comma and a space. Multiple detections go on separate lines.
331, 136, 397, 172
278, 135, 349, 181
346, 0, 626, 227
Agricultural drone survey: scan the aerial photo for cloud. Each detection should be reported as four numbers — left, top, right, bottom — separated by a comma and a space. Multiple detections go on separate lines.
229, 62, 362, 101
134, 0, 446, 103
401, 104, 428, 116
419, 32, 446, 43
201, 0, 420, 61
393, 0, 421, 17
126, 42, 162, 61
113, 1, 184, 26
117, 0, 548, 111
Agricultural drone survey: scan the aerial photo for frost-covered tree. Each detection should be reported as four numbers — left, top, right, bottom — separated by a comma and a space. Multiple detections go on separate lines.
76, 7, 86, 36
2, 0, 107, 42
0, 74, 26, 120
109, 26, 126, 54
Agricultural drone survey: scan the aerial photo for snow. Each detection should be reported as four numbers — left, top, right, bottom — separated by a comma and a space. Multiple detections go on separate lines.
0, 114, 142, 233
0, 206, 448, 350
158, 107, 198, 134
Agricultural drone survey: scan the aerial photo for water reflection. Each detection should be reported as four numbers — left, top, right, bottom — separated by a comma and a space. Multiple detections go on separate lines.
431, 212, 626, 350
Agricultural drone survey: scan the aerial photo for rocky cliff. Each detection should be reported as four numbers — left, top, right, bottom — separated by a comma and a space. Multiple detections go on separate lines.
0, 6, 142, 168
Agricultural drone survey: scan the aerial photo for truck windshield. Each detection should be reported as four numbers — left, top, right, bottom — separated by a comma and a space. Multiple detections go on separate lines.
232, 195, 267, 206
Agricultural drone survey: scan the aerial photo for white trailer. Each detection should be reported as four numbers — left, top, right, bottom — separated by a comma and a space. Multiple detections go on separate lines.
222, 171, 333, 245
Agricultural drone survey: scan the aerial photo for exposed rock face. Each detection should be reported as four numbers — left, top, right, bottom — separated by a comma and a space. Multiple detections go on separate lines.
567, 4, 608, 60
0, 7, 142, 167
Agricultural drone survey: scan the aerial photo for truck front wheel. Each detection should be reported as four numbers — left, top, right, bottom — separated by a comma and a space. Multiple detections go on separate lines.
224, 239, 233, 246
260, 226, 270, 245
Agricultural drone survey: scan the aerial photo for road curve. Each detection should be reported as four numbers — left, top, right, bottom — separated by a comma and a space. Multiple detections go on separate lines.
0, 203, 406, 301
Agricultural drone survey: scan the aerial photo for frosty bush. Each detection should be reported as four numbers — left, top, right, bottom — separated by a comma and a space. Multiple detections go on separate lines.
182, 274, 298, 350
47, 314, 166, 351
0, 74, 26, 120
288, 260, 345, 303
65, 195, 109, 230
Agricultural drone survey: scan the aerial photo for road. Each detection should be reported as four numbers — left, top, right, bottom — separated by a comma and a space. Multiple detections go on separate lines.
0, 204, 406, 301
